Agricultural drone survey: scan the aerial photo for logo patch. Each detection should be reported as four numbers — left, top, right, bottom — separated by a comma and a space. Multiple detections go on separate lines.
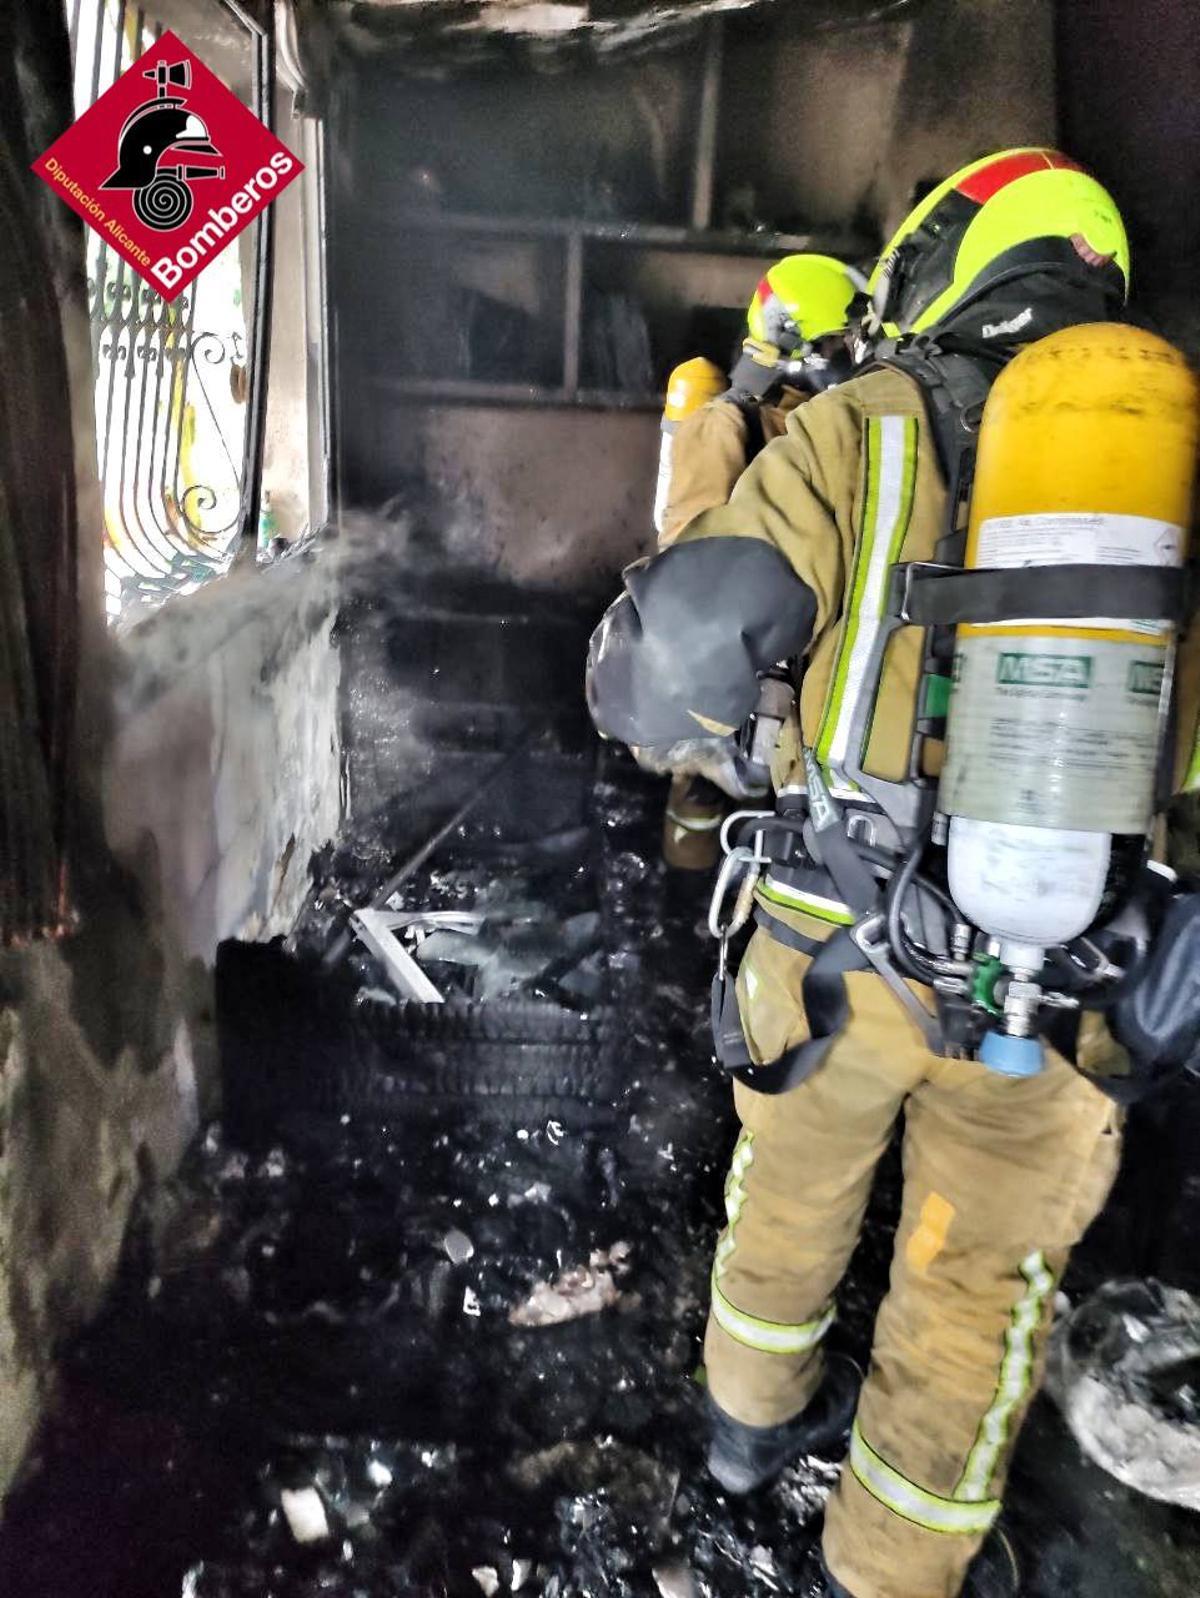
802, 745, 838, 832
981, 307, 1034, 340
996, 653, 1093, 690
33, 32, 302, 302
1128, 660, 1166, 697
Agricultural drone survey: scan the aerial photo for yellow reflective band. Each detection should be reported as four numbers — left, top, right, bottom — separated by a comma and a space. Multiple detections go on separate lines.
958, 623, 1168, 645
710, 1272, 835, 1356
815, 415, 918, 786
850, 1424, 1000, 1536
956, 1251, 1056, 1502
757, 875, 854, 926
725, 1128, 754, 1186
665, 808, 724, 832
714, 1131, 755, 1279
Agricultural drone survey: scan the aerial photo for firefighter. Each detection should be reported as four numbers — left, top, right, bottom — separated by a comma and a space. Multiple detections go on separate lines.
587, 151, 1144, 1598
656, 255, 865, 872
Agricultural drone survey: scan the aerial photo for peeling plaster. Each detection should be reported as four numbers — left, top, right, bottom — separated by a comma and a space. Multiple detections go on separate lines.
468, 4, 590, 34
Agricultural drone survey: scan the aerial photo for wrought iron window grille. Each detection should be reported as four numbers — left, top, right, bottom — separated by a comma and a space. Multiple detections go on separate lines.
69, 0, 276, 623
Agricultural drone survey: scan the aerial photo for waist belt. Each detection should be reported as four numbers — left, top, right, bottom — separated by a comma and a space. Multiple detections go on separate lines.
711, 770, 884, 1094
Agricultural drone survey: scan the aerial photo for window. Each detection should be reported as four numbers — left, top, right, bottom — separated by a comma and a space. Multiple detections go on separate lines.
68, 0, 328, 622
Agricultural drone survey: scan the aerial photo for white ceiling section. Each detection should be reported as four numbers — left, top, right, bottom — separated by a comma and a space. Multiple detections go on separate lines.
309, 0, 769, 48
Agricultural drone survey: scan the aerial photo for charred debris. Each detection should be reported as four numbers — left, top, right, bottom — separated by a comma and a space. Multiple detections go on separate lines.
4, 561, 1200, 1598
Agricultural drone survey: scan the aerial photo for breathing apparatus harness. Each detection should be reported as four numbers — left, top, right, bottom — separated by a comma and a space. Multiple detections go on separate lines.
707, 332, 1191, 1100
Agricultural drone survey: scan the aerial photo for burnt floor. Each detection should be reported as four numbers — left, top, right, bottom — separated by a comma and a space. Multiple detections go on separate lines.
2, 751, 1200, 1598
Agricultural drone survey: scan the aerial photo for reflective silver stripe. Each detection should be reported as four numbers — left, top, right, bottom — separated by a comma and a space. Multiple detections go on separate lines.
665, 808, 724, 832
710, 1272, 835, 1355
777, 782, 861, 801
817, 413, 918, 786
850, 1424, 1000, 1536
956, 1251, 1056, 1501
714, 1130, 754, 1279
652, 429, 674, 535
757, 873, 854, 926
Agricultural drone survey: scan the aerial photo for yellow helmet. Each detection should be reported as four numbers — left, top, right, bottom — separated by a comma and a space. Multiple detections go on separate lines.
746, 254, 866, 349
867, 148, 1129, 339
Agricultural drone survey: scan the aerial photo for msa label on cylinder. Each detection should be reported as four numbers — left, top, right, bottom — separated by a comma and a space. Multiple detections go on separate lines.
995, 653, 1092, 690
940, 635, 1165, 833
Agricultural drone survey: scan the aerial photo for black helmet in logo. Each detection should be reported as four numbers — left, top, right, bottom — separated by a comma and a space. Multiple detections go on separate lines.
101, 60, 225, 231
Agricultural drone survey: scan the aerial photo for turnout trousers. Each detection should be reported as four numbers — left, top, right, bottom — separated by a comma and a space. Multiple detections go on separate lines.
704, 928, 1123, 1598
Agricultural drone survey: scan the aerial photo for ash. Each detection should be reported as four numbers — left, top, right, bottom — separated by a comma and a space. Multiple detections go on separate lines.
3, 755, 1200, 1598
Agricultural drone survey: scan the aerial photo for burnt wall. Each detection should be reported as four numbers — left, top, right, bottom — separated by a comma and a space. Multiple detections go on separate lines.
1057, 0, 1200, 348
349, 407, 661, 592
720, 0, 1055, 241
331, 0, 1055, 592
330, 37, 703, 593
0, 10, 341, 1506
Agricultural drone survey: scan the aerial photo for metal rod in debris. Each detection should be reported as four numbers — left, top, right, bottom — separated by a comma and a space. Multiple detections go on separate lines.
320, 727, 540, 972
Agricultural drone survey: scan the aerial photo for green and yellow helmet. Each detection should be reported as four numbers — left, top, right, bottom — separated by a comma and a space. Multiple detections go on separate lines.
746, 253, 867, 349
868, 148, 1129, 339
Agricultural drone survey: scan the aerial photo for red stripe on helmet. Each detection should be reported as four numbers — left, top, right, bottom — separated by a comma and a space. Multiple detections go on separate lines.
754, 276, 773, 306
956, 149, 1084, 204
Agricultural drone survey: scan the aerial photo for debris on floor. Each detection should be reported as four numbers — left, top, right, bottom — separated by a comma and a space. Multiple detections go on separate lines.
509, 1245, 636, 1328
1047, 1279, 1200, 1510
279, 1486, 332, 1545
2, 751, 1199, 1598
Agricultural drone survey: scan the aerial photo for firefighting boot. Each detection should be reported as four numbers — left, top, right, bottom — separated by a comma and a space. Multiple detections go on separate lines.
662, 774, 726, 871
818, 1526, 1020, 1598
705, 1353, 862, 1494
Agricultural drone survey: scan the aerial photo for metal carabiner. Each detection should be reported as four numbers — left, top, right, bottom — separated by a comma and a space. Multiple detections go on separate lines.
708, 845, 764, 944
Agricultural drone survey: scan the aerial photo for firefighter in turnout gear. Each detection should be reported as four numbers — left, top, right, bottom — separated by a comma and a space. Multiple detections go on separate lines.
656, 255, 865, 871
586, 150, 1188, 1598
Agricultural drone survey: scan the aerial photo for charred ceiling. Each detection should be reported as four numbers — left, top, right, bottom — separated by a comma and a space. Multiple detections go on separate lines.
292, 0, 928, 87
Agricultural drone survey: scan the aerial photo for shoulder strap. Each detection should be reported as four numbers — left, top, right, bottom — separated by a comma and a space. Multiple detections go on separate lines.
876, 334, 1004, 479
874, 334, 1006, 560
711, 923, 868, 1095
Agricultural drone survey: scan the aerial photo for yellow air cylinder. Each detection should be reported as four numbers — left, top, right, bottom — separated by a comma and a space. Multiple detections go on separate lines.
652, 356, 726, 537
940, 322, 1200, 962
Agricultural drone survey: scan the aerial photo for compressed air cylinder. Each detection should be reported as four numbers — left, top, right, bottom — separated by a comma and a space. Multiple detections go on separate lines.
652, 357, 725, 536
941, 323, 1200, 962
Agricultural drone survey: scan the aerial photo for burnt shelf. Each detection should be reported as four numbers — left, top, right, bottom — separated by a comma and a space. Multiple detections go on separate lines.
373, 208, 873, 257
355, 209, 875, 409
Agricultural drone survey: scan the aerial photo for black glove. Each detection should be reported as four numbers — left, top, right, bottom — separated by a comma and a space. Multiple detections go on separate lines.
727, 337, 785, 403
1110, 890, 1200, 1084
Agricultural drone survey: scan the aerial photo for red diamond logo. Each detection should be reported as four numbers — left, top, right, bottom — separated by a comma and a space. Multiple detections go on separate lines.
33, 31, 302, 302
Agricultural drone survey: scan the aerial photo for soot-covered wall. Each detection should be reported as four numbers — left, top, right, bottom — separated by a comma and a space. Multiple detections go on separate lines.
331, 0, 1054, 594
1057, 0, 1199, 351
0, 9, 341, 1505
